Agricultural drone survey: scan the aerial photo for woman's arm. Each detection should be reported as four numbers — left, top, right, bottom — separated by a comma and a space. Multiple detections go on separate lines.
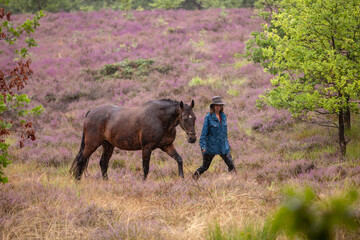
199, 114, 209, 151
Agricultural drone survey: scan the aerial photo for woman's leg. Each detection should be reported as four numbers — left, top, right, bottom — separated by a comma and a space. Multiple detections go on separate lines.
220, 152, 236, 172
193, 153, 215, 179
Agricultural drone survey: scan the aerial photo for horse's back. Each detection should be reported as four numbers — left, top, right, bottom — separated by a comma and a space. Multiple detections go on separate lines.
84, 105, 120, 128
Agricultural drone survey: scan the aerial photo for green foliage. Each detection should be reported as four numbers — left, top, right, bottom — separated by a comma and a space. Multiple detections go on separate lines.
0, 138, 10, 184
244, 0, 283, 74
99, 59, 172, 80
227, 88, 239, 97
112, 159, 126, 169
189, 76, 204, 86
0, 94, 44, 184
254, 0, 360, 117
208, 188, 359, 240
150, 0, 185, 9
2, 0, 257, 12
198, 0, 249, 9
344, 121, 360, 160
2, 10, 44, 57
180, 0, 256, 9
208, 221, 275, 240
246, 0, 360, 155
188, 76, 224, 89
131, 0, 151, 9
3, 0, 79, 13
118, 0, 133, 11
253, 0, 281, 22
4, 94, 44, 116
0, 1, 44, 183
272, 188, 359, 240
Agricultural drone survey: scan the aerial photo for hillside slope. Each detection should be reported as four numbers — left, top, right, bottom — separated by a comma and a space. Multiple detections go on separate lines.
1, 8, 359, 239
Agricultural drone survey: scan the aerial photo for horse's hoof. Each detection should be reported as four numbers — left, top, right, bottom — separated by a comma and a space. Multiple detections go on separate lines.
74, 174, 81, 181
192, 173, 200, 181
229, 168, 237, 174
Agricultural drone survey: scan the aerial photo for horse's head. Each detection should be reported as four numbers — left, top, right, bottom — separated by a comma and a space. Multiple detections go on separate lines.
179, 100, 197, 143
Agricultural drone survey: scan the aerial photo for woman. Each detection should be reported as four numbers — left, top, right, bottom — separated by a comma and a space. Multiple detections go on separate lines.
193, 96, 236, 180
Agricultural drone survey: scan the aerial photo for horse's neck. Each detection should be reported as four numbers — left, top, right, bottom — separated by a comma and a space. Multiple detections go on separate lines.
159, 104, 180, 131
167, 114, 181, 131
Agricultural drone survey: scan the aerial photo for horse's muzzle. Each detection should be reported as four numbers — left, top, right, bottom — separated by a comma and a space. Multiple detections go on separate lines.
187, 135, 197, 143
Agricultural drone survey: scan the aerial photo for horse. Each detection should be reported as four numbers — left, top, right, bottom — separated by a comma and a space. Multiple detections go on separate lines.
70, 99, 197, 180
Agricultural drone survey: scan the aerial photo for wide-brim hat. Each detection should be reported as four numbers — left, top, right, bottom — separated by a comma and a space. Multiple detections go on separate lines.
210, 96, 226, 107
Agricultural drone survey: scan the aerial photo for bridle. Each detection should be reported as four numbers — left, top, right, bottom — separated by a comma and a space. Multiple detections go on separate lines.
179, 115, 196, 136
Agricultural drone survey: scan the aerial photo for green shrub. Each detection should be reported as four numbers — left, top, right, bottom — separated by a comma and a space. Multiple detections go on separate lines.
112, 159, 126, 169
99, 59, 171, 80
208, 187, 359, 240
272, 187, 359, 240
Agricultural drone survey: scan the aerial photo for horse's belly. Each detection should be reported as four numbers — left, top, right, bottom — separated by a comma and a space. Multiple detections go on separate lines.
112, 136, 142, 150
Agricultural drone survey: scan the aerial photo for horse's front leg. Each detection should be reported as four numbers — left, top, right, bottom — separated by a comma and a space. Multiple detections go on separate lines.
161, 144, 184, 178
142, 145, 153, 181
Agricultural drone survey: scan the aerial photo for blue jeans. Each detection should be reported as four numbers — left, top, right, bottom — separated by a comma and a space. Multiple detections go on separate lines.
193, 152, 235, 178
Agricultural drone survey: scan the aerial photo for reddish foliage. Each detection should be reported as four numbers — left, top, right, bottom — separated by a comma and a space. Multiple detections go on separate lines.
18, 122, 35, 148
0, 60, 33, 97
0, 8, 36, 144
0, 8, 4, 19
0, 8, 10, 21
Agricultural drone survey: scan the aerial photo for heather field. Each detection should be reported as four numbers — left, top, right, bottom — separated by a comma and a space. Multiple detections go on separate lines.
1, 8, 360, 240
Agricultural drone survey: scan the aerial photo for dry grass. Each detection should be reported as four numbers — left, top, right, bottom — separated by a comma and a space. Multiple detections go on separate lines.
1, 161, 279, 240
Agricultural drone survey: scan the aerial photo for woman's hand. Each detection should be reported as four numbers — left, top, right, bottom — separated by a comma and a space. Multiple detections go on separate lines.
202, 149, 206, 152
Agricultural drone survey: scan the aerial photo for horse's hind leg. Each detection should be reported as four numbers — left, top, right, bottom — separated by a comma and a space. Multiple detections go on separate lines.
71, 136, 102, 180
73, 148, 97, 180
100, 141, 114, 180
161, 144, 184, 178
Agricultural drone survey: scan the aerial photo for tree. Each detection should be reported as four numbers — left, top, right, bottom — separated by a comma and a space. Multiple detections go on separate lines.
197, 0, 252, 9
118, 0, 132, 12
246, 0, 360, 156
150, 0, 186, 9
253, 0, 281, 22
244, 0, 282, 74
0, 0, 44, 183
150, 0, 256, 10
2, 0, 79, 13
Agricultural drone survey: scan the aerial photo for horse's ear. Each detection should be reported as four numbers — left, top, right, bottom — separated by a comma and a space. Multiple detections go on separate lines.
180, 101, 184, 110
190, 99, 194, 109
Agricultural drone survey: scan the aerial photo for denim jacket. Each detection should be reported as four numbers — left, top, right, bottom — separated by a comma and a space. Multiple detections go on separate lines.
199, 112, 230, 155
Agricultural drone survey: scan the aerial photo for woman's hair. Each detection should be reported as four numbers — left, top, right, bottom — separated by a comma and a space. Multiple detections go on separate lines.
210, 105, 224, 114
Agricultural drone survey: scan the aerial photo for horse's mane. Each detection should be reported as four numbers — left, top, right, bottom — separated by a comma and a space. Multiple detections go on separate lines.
158, 99, 179, 105
145, 99, 180, 106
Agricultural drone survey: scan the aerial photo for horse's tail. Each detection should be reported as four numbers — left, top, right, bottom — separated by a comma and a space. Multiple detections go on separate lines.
70, 110, 91, 179
70, 130, 86, 179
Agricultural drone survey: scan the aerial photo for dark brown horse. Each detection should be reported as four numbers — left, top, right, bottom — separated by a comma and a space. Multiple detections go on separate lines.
70, 99, 196, 180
